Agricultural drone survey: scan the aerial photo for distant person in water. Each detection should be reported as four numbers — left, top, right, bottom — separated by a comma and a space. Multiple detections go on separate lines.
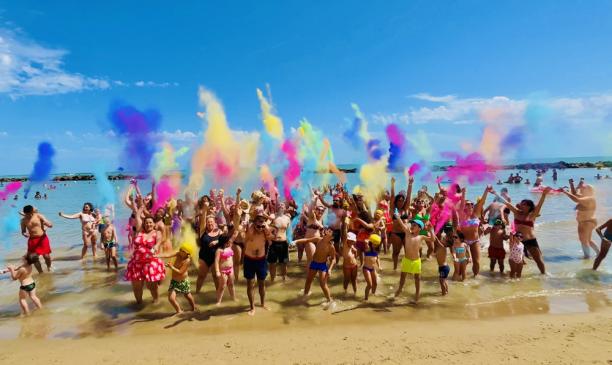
593, 219, 612, 270
34, 192, 41, 200
1, 255, 43, 315
552, 169, 558, 182
564, 179, 599, 258
21, 205, 53, 273
59, 202, 98, 260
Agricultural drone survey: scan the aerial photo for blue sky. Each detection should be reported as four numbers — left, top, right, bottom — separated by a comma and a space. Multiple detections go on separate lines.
0, 1, 611, 175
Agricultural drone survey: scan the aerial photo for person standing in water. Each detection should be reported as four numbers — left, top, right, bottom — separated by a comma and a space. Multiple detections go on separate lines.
1, 255, 43, 315
563, 179, 599, 258
268, 202, 291, 282
59, 202, 98, 260
493, 187, 552, 274
21, 205, 54, 273
593, 219, 611, 270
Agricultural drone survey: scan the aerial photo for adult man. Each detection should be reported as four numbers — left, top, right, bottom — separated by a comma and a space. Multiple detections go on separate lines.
268, 203, 292, 282
21, 205, 54, 273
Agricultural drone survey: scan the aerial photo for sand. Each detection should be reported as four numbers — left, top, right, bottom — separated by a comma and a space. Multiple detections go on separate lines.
0, 307, 610, 365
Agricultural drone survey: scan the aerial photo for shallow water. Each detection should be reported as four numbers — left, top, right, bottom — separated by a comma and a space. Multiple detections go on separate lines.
0, 168, 610, 338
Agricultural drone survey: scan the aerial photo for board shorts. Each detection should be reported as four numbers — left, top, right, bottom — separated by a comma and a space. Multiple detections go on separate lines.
438, 265, 450, 279
401, 257, 421, 274
243, 256, 268, 281
27, 234, 51, 255
309, 260, 328, 273
168, 279, 191, 294
488, 246, 506, 260
267, 241, 289, 264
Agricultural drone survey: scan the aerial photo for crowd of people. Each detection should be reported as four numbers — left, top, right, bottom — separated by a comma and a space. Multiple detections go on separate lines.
2, 175, 610, 316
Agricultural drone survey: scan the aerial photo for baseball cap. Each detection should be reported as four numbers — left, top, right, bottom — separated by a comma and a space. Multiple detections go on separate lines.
347, 232, 357, 241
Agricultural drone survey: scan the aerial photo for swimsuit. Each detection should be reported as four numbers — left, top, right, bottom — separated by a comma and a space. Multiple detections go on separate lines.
438, 265, 450, 279
522, 238, 539, 248
465, 239, 480, 246
414, 213, 430, 235
168, 279, 191, 294
514, 218, 534, 228
243, 255, 268, 280
219, 247, 234, 276
603, 229, 612, 241
462, 217, 480, 227
454, 246, 467, 263
199, 232, 220, 267
124, 231, 166, 283
509, 242, 524, 264
20, 282, 36, 292
267, 240, 289, 264
309, 260, 328, 273
27, 234, 51, 256
391, 232, 406, 241
488, 246, 506, 260
103, 241, 117, 250
400, 257, 421, 274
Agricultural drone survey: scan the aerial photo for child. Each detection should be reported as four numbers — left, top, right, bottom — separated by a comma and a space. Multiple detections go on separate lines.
161, 244, 197, 314
594, 218, 612, 270
302, 228, 337, 303
100, 220, 119, 271
508, 232, 525, 278
373, 209, 388, 255
451, 232, 471, 281
434, 232, 450, 295
2, 255, 43, 315
394, 219, 433, 304
214, 235, 236, 305
484, 219, 509, 275
363, 234, 381, 300
342, 231, 359, 295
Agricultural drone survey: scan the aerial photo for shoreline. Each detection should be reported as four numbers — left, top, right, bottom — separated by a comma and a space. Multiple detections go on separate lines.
1, 160, 610, 182
0, 308, 609, 364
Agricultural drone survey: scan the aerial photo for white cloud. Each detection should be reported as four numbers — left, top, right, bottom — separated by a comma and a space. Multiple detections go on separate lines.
371, 92, 612, 127
0, 27, 178, 98
0, 131, 7, 136
158, 129, 199, 141
65, 130, 74, 138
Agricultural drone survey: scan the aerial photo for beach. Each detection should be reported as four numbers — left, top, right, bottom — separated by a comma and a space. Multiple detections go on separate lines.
0, 308, 610, 364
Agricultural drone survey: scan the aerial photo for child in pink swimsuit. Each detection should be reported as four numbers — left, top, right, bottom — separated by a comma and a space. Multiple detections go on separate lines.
508, 232, 525, 279
214, 235, 236, 305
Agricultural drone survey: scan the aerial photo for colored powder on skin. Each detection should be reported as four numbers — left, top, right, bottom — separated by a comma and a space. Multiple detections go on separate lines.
108, 102, 161, 174
256, 88, 284, 140
24, 142, 56, 199
0, 182, 22, 201
281, 139, 301, 200
442, 152, 495, 185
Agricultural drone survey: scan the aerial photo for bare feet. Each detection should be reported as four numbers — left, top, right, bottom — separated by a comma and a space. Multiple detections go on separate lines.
247, 308, 255, 316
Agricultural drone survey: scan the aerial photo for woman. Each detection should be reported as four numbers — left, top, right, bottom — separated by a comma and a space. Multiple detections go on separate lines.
494, 187, 551, 274
457, 186, 490, 277
564, 179, 599, 258
124, 205, 166, 304
388, 176, 413, 270
196, 203, 222, 293
59, 202, 98, 260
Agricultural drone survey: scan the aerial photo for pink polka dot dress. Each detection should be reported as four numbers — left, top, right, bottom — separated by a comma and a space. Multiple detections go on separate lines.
124, 231, 166, 282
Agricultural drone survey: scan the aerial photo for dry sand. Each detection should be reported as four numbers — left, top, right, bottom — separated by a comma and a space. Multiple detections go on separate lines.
0, 307, 610, 365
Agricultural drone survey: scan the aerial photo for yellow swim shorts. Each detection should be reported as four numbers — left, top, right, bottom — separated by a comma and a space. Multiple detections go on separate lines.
401, 257, 421, 274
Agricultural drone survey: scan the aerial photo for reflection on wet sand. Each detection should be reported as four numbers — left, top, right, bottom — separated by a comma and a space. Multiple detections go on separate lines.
0, 247, 611, 339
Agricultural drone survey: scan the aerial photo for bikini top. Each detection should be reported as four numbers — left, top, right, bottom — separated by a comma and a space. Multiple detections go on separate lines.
514, 218, 534, 228
455, 246, 466, 254
364, 251, 378, 257
462, 217, 479, 227
219, 247, 234, 260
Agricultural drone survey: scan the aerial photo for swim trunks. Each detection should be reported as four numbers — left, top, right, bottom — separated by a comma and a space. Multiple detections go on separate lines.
168, 279, 191, 294
401, 257, 421, 274
438, 265, 450, 279
27, 234, 51, 255
488, 246, 506, 260
103, 241, 117, 250
309, 260, 328, 272
243, 256, 268, 281
267, 240, 289, 264
19, 282, 36, 292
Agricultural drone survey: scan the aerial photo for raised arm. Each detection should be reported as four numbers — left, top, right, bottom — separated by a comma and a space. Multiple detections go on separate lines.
124, 185, 135, 210
474, 186, 491, 216
595, 219, 611, 241
533, 187, 552, 217
569, 178, 577, 195
492, 191, 520, 215
59, 212, 82, 219
389, 177, 396, 213
405, 176, 414, 210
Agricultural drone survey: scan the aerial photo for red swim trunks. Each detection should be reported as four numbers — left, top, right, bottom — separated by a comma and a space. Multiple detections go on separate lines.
27, 234, 52, 255
488, 246, 505, 260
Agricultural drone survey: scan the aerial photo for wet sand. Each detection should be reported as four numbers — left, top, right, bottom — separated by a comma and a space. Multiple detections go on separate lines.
0, 307, 610, 364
